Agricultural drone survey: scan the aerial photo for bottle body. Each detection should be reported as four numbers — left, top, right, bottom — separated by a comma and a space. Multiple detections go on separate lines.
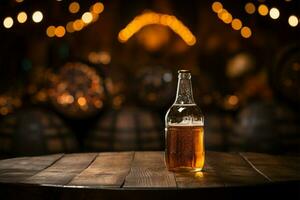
165, 71, 205, 172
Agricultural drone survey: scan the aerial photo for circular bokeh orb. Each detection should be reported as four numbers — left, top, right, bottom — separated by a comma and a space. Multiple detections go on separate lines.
0, 108, 78, 156
85, 106, 164, 151
48, 62, 106, 119
135, 65, 175, 109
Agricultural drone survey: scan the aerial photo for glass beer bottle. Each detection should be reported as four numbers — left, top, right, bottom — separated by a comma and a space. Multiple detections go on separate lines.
165, 70, 205, 172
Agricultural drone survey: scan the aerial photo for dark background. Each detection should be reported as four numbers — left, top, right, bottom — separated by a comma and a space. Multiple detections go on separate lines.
0, 0, 299, 157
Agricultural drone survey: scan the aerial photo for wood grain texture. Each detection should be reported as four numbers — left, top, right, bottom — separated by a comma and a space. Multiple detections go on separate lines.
69, 152, 134, 188
23, 153, 97, 185
0, 151, 299, 190
0, 154, 63, 183
206, 152, 269, 186
175, 158, 224, 188
241, 152, 300, 182
124, 152, 177, 188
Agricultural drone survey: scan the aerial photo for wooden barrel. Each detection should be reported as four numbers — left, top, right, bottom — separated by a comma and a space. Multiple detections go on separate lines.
48, 62, 107, 119
230, 101, 300, 154
85, 106, 164, 151
0, 108, 78, 157
270, 44, 300, 106
0, 151, 299, 200
205, 112, 233, 151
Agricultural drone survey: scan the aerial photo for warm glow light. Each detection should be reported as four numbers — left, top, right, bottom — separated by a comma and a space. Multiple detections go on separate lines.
32, 11, 43, 23
245, 3, 256, 14
82, 12, 93, 24
258, 4, 269, 16
46, 26, 56, 37
218, 9, 228, 20
66, 21, 75, 33
217, 9, 232, 24
58, 93, 74, 104
231, 19, 242, 30
118, 11, 196, 46
77, 97, 87, 106
73, 19, 84, 31
91, 2, 104, 14
17, 11, 27, 23
269, 8, 280, 19
228, 95, 239, 106
69, 2, 80, 14
91, 12, 99, 22
88, 51, 111, 64
3, 17, 14, 28
223, 13, 232, 24
288, 15, 298, 27
16, 0, 24, 3
212, 2, 223, 13
55, 26, 66, 37
241, 26, 252, 38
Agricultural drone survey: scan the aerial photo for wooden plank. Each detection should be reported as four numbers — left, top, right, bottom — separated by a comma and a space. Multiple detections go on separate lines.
241, 152, 300, 182
0, 154, 63, 183
69, 152, 134, 188
124, 152, 177, 188
23, 153, 97, 186
175, 158, 224, 188
206, 152, 269, 186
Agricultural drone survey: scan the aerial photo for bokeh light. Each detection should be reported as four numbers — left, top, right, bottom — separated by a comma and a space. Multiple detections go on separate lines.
3, 17, 14, 29
231, 19, 242, 30
91, 2, 104, 14
217, 8, 233, 24
241, 26, 252, 38
77, 97, 87, 106
88, 51, 111, 65
245, 3, 256, 14
269, 8, 280, 19
212, 2, 223, 13
118, 11, 196, 46
258, 4, 269, 16
17, 12, 27, 23
218, 9, 228, 20
32, 11, 43, 23
46, 26, 56, 37
82, 12, 93, 24
55, 26, 66, 37
73, 19, 84, 31
223, 13, 233, 24
69, 2, 80, 14
288, 15, 299, 27
66, 21, 75, 33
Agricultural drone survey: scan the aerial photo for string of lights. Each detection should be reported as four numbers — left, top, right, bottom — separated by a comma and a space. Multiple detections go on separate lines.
46, 2, 104, 38
3, 10, 43, 29
212, 1, 299, 39
2, 1, 104, 38
212, 2, 252, 38
244, 2, 299, 27
118, 11, 197, 46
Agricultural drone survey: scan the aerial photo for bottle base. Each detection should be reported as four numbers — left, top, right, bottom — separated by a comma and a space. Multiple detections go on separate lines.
168, 167, 203, 172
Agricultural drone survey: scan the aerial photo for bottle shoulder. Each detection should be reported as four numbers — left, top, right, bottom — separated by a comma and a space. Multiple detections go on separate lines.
165, 104, 204, 126
166, 104, 203, 115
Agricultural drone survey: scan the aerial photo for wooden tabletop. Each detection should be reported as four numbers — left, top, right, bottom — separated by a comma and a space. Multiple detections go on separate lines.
0, 151, 299, 199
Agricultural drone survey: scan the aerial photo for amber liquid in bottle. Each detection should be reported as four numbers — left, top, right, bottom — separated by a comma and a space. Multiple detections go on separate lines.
165, 70, 204, 172
166, 125, 204, 172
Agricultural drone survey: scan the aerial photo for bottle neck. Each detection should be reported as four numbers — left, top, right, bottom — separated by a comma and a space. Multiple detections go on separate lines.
174, 72, 195, 105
